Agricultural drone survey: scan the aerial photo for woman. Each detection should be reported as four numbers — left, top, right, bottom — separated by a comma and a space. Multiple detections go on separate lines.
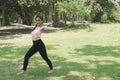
17, 15, 62, 75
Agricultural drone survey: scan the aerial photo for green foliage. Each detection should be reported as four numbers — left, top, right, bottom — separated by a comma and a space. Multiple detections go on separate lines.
0, 0, 120, 26
91, 0, 120, 23
93, 3, 103, 14
17, 0, 49, 9
57, 0, 91, 26
101, 13, 109, 23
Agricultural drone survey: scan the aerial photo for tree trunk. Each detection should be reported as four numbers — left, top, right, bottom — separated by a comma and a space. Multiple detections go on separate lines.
63, 13, 67, 24
18, 7, 33, 25
93, 12, 103, 22
2, 6, 10, 26
71, 14, 75, 26
22, 17, 32, 25
52, 0, 59, 27
88, 0, 96, 22
48, 2, 53, 22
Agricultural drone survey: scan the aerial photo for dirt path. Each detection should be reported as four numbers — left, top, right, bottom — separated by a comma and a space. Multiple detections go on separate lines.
0, 26, 31, 39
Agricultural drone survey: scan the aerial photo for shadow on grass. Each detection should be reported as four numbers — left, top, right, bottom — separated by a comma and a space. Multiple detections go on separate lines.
73, 45, 120, 57
27, 56, 120, 80
17, 45, 120, 80
0, 44, 120, 80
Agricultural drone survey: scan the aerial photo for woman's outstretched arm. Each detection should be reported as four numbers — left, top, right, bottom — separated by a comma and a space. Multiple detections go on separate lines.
41, 26, 63, 31
13, 23, 34, 29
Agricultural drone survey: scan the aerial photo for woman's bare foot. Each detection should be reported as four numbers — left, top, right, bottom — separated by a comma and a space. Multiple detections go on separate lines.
17, 70, 26, 75
48, 69, 54, 73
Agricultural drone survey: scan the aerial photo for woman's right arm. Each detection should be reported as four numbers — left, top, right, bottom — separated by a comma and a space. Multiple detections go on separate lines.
13, 23, 34, 29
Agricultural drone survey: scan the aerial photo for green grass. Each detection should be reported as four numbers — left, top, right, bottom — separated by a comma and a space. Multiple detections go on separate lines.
0, 23, 120, 80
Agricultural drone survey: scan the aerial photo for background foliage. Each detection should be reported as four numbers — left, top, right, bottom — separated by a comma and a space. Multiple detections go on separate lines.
0, 0, 120, 26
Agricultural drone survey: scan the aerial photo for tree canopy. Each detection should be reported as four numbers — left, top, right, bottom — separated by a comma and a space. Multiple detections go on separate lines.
0, 0, 120, 26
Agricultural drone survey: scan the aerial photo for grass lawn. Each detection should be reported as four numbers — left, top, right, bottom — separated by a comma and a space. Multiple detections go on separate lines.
0, 23, 120, 80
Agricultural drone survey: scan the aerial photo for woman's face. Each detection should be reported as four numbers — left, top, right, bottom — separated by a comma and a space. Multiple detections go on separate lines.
36, 17, 42, 25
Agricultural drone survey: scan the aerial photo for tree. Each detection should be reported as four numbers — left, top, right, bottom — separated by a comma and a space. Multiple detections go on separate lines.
8, 0, 50, 25
58, 0, 90, 26
15, 0, 60, 26
90, 0, 120, 23
0, 0, 16, 26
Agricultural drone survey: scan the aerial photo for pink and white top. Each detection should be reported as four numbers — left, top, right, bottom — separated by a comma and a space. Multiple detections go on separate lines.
31, 27, 41, 40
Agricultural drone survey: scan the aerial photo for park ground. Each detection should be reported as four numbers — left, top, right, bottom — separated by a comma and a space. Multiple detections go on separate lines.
0, 23, 120, 80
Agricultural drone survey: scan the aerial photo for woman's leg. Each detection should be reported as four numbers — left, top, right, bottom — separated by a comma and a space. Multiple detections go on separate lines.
17, 45, 38, 75
38, 41, 53, 70
23, 45, 38, 71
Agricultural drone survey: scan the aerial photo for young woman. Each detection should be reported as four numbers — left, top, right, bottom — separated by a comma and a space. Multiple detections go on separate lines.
17, 15, 62, 75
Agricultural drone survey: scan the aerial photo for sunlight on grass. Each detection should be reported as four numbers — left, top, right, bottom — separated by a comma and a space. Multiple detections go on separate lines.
47, 76, 65, 80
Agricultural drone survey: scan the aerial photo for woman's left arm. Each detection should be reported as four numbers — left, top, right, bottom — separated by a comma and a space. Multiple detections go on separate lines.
41, 26, 63, 31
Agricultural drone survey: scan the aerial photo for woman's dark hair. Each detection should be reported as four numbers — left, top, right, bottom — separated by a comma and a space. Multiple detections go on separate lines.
35, 15, 43, 21
33, 15, 43, 30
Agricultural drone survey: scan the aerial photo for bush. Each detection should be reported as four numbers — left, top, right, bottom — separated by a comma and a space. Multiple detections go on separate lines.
101, 13, 110, 23
64, 22, 92, 32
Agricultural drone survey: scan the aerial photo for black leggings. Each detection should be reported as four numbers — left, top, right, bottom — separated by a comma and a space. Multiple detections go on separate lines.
22, 39, 53, 71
